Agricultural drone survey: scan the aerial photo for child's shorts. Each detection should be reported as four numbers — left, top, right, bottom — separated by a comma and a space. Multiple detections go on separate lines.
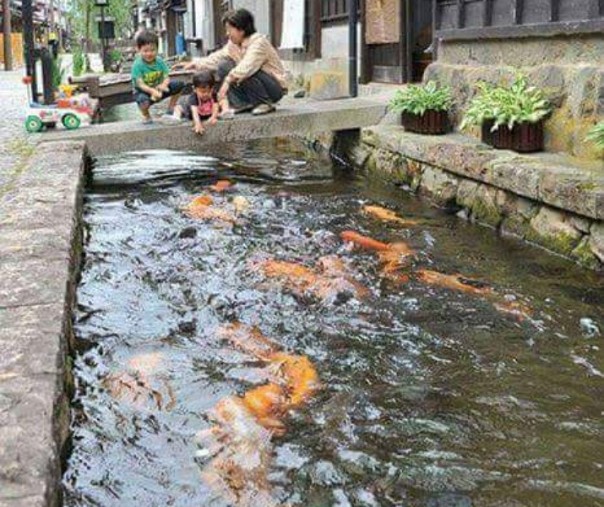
134, 79, 185, 107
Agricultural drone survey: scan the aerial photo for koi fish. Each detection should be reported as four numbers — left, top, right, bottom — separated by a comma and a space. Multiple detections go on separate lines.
201, 324, 321, 506
340, 230, 416, 280
415, 269, 532, 320
254, 255, 368, 303
363, 204, 418, 226
415, 269, 492, 296
183, 194, 237, 223
102, 352, 176, 411
209, 180, 233, 192
340, 230, 390, 251
232, 195, 250, 214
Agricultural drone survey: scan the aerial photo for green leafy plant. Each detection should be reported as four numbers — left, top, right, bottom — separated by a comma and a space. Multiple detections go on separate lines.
72, 45, 85, 77
460, 75, 551, 132
586, 122, 604, 150
51, 56, 66, 90
110, 48, 122, 63
389, 81, 453, 116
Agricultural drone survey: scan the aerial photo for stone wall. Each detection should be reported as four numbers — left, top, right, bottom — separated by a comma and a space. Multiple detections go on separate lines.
350, 126, 604, 270
0, 141, 87, 506
426, 34, 604, 160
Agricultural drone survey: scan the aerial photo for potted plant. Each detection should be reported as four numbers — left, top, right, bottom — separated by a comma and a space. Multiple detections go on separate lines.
460, 76, 551, 153
586, 122, 604, 152
389, 81, 453, 135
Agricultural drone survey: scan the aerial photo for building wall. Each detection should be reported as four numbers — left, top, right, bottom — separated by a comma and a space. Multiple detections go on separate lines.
281, 23, 360, 99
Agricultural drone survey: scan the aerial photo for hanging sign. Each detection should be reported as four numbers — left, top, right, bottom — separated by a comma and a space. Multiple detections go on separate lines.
280, 0, 305, 49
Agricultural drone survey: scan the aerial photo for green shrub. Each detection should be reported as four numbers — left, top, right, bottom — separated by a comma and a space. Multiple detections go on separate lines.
460, 75, 551, 132
72, 46, 85, 77
51, 56, 66, 90
389, 81, 453, 116
110, 49, 122, 63
586, 122, 604, 150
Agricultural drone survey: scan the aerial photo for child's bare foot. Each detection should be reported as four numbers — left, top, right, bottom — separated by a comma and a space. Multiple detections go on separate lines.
219, 109, 235, 120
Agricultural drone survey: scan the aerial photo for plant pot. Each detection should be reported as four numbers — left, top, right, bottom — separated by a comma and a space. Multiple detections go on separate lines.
481, 119, 544, 153
401, 110, 449, 135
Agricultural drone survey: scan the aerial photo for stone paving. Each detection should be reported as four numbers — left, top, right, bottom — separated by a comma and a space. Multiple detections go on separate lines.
0, 70, 35, 192
0, 67, 87, 506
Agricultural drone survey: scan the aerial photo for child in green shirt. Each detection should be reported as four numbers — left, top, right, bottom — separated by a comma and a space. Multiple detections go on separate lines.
131, 30, 185, 124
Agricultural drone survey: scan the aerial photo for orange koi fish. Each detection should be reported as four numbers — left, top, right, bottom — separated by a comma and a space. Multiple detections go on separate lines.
254, 255, 368, 303
415, 269, 532, 320
209, 180, 233, 192
201, 323, 321, 506
341, 230, 416, 281
363, 204, 418, 226
415, 269, 492, 296
340, 230, 390, 251
183, 194, 236, 223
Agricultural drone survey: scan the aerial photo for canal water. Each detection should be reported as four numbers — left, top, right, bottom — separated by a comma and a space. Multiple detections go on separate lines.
63, 140, 604, 506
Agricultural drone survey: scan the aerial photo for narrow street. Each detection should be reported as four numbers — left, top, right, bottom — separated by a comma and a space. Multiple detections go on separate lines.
0, 69, 33, 191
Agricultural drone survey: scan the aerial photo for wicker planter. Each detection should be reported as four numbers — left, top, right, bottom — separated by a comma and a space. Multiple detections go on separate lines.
401, 110, 449, 135
481, 119, 544, 153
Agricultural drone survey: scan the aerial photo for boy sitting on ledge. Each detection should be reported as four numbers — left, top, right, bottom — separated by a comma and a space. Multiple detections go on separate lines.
131, 30, 185, 124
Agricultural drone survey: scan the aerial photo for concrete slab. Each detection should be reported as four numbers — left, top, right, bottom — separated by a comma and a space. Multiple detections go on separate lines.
41, 97, 388, 157
0, 141, 85, 507
362, 125, 604, 221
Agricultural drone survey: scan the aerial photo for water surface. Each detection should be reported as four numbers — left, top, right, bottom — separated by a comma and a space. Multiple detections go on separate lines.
64, 140, 604, 506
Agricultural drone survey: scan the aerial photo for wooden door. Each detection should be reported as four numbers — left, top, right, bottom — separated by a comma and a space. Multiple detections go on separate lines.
212, 0, 231, 49
362, 0, 432, 84
363, 0, 405, 83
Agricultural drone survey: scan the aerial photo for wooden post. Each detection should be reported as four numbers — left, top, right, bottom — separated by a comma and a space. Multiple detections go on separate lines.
405, 0, 412, 81
2, 0, 13, 70
432, 0, 438, 60
456, 0, 464, 28
512, 0, 522, 24
360, 0, 370, 83
482, 0, 492, 26
587, 0, 603, 18
549, 0, 559, 22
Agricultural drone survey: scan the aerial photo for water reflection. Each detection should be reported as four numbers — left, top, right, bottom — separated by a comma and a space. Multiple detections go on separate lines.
64, 140, 604, 506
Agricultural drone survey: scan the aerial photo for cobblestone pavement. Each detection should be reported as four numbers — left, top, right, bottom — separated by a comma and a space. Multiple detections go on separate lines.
0, 69, 35, 191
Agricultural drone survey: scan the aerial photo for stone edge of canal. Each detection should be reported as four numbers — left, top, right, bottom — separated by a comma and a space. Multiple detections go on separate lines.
0, 140, 87, 507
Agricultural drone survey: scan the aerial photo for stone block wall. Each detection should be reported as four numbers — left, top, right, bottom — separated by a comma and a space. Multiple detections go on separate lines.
350, 127, 604, 270
425, 34, 604, 160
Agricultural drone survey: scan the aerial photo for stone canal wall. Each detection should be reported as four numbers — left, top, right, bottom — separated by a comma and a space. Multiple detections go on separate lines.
348, 126, 604, 270
426, 34, 604, 160
0, 141, 87, 506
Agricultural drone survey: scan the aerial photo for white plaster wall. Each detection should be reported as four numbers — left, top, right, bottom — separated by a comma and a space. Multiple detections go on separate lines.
232, 0, 270, 36
282, 23, 361, 76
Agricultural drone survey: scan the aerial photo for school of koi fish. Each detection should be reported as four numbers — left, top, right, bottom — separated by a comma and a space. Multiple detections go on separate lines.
102, 180, 537, 505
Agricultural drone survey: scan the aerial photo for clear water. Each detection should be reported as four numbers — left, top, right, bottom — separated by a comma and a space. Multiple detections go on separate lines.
63, 140, 604, 506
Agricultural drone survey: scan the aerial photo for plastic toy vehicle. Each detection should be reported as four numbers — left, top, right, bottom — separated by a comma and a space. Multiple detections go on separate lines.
24, 94, 94, 133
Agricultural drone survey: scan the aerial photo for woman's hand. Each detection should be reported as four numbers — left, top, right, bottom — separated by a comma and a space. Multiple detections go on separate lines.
218, 81, 230, 102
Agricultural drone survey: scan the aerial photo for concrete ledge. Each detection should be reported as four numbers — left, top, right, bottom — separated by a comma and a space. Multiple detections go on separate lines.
0, 141, 86, 506
362, 126, 604, 221
40, 97, 388, 157
357, 126, 604, 269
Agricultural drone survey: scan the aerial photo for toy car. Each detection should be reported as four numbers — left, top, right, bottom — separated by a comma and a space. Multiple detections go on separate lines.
24, 94, 94, 133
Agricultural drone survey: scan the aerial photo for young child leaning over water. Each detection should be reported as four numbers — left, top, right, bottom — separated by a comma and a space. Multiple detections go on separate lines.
172, 71, 220, 135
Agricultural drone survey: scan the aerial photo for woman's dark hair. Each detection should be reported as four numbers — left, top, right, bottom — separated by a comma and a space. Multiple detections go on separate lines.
222, 9, 256, 37
135, 29, 158, 49
192, 70, 216, 89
